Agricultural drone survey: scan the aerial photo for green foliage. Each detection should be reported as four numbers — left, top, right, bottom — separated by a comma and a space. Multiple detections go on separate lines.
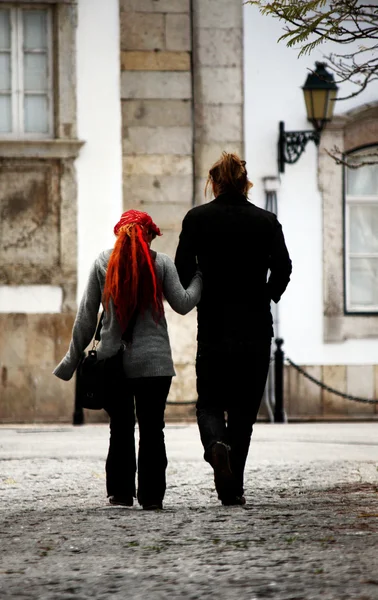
246, 1, 377, 51
245, 1, 378, 100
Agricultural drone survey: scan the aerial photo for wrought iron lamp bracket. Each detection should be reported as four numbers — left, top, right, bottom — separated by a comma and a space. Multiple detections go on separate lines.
278, 121, 320, 173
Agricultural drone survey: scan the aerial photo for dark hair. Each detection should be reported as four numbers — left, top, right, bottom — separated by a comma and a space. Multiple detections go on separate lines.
205, 152, 253, 197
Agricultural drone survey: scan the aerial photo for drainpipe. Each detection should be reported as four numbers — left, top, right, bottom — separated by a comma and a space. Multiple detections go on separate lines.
262, 176, 281, 421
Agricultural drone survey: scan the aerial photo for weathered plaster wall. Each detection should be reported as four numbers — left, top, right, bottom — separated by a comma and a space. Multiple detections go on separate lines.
0, 314, 75, 423
0, 157, 77, 311
0, 286, 63, 313
0, 2, 82, 423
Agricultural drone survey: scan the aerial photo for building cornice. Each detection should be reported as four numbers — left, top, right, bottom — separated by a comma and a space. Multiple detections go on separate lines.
0, 139, 85, 159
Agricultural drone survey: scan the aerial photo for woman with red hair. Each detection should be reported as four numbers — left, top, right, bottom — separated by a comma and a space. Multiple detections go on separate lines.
54, 210, 202, 510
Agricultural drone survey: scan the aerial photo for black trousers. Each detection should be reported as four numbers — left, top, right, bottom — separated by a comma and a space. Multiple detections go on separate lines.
196, 339, 271, 496
104, 376, 172, 506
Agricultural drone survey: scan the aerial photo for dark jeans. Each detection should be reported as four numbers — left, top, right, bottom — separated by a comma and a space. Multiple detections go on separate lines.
196, 339, 271, 496
104, 376, 172, 506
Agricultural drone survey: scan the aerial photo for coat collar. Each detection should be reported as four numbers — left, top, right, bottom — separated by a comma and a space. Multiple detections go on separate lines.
213, 191, 250, 205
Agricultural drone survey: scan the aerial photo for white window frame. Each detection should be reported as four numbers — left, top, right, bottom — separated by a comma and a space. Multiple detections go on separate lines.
0, 3, 54, 139
344, 151, 378, 314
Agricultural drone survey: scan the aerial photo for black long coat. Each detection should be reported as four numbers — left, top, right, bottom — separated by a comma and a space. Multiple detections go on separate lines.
174, 191, 292, 344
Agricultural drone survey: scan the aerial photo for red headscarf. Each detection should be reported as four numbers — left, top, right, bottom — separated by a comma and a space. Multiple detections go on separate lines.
103, 210, 164, 338
114, 210, 162, 237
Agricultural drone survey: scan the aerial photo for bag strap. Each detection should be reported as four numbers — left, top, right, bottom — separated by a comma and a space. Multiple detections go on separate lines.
94, 311, 104, 342
93, 309, 136, 344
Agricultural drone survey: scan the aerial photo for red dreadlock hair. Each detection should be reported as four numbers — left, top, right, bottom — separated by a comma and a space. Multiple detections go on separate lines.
102, 210, 164, 337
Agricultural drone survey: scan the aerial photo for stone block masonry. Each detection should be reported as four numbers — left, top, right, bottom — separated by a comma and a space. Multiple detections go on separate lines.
120, 1, 197, 407
120, 0, 245, 218
191, 0, 244, 204
0, 314, 76, 423
120, 0, 193, 237
120, 1, 245, 405
121, 51, 190, 71
120, 12, 166, 51
286, 363, 378, 418
121, 0, 190, 12
165, 14, 191, 51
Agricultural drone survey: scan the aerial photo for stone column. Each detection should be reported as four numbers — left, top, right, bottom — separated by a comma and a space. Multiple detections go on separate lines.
118, 1, 245, 409
192, 0, 244, 204
120, 0, 193, 255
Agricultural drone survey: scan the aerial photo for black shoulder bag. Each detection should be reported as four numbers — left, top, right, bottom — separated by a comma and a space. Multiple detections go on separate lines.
76, 312, 128, 410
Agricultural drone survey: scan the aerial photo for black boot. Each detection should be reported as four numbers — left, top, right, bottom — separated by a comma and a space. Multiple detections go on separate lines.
211, 442, 234, 501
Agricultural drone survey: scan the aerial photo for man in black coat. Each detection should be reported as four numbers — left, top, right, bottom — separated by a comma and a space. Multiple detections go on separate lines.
175, 152, 292, 506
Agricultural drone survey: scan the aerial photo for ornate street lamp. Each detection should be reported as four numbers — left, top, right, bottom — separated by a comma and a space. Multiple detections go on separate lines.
278, 62, 338, 173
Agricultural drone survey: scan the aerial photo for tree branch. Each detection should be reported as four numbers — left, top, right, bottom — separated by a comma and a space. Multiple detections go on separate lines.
325, 146, 378, 168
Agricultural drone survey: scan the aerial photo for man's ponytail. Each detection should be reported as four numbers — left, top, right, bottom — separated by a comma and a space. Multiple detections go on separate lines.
205, 152, 253, 197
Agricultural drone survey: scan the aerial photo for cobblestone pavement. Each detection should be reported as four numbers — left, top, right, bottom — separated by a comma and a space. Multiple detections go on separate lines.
0, 422, 377, 600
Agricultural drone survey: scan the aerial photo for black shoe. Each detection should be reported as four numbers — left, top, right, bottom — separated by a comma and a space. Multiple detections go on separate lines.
109, 496, 133, 507
211, 441, 234, 501
222, 495, 246, 506
142, 503, 163, 510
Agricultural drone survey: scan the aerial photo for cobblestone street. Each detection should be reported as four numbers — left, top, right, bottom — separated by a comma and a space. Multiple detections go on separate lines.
0, 422, 377, 600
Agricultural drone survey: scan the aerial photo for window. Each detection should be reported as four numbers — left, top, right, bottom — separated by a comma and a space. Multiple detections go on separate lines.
345, 147, 378, 313
0, 5, 53, 138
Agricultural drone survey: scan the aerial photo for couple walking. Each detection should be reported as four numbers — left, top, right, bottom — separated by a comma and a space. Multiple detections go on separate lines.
54, 152, 292, 510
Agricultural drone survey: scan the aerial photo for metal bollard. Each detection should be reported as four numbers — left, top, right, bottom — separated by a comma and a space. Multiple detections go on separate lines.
274, 338, 285, 423
72, 353, 85, 426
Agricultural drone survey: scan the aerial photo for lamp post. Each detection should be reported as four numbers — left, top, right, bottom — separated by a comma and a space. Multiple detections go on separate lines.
278, 62, 338, 173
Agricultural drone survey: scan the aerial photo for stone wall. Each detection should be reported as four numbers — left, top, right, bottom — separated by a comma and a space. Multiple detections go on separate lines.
2, 2, 376, 423
0, 3, 84, 423
120, 0, 245, 405
120, 0, 193, 251
285, 364, 378, 419
192, 0, 244, 204
0, 314, 75, 423
320, 103, 378, 342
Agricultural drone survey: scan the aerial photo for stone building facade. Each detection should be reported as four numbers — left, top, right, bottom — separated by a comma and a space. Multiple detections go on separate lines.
285, 103, 378, 420
1, 1, 377, 423
0, 0, 80, 422
0, 0, 245, 422
118, 0, 244, 416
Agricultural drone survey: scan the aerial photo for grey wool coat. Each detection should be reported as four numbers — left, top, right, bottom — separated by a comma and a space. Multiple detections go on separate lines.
54, 250, 202, 381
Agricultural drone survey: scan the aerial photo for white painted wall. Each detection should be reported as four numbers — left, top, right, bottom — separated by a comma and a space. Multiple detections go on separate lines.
76, 0, 123, 301
0, 286, 62, 313
243, 4, 378, 365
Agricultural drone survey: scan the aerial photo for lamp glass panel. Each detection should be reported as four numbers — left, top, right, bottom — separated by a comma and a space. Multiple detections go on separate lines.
310, 89, 329, 121
303, 89, 314, 120
327, 89, 337, 119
